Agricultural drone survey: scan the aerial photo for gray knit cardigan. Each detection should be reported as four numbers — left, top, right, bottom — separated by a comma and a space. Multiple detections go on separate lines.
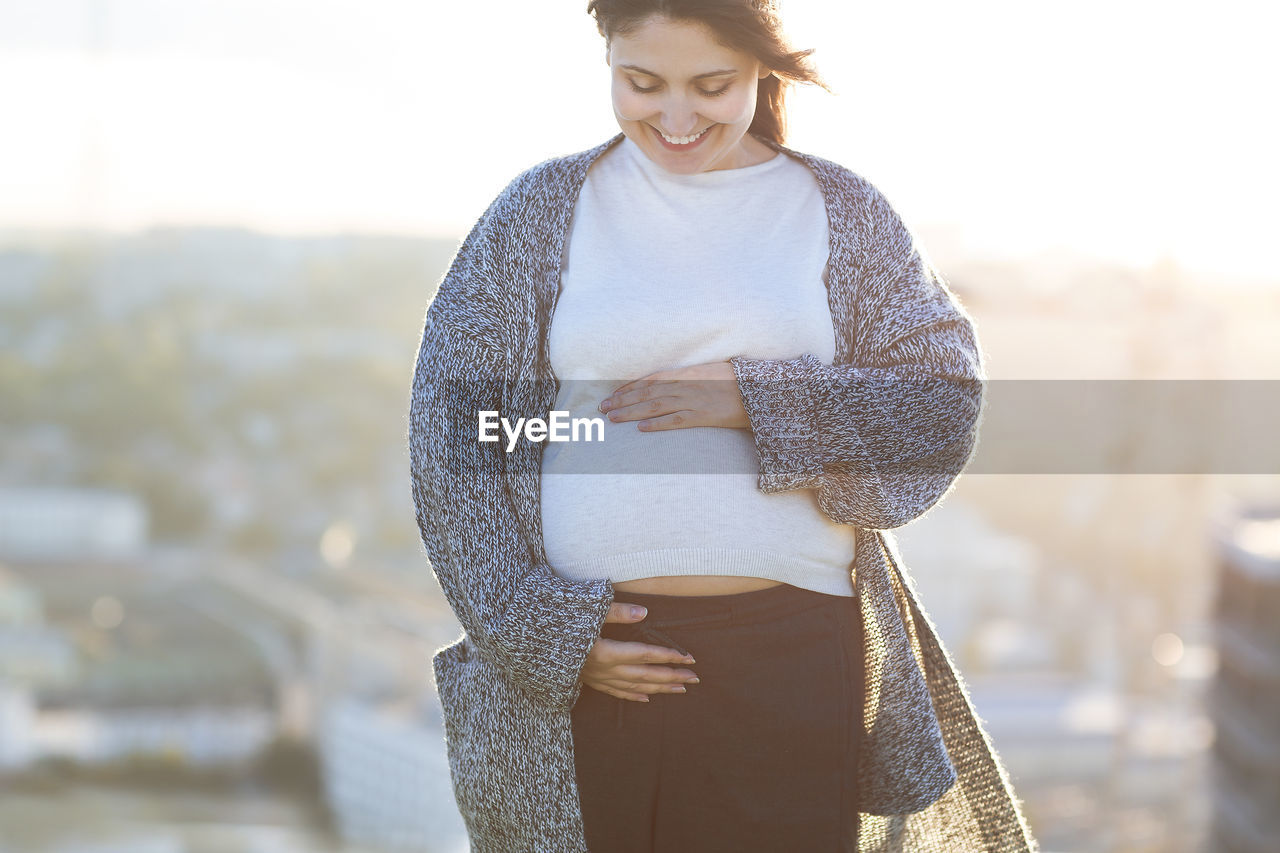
409, 131, 1039, 852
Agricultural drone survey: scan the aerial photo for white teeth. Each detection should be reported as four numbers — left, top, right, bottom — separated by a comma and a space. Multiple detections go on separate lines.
658, 127, 708, 145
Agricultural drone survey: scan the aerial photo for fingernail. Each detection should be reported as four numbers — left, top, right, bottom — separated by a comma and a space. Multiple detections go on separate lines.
684, 656, 695, 664
687, 677, 700, 684
631, 606, 647, 619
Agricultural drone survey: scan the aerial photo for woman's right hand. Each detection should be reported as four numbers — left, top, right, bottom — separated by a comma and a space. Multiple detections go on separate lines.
581, 602, 700, 702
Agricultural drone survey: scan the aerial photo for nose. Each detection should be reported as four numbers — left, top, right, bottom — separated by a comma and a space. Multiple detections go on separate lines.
657, 94, 699, 136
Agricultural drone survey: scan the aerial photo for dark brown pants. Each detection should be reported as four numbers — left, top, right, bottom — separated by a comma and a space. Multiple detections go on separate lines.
571, 581, 863, 853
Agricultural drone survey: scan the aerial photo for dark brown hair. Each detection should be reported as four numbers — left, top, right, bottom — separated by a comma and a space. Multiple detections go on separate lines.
586, 0, 831, 144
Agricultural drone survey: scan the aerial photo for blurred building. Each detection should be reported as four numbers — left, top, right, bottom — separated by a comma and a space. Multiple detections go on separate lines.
901, 499, 1214, 850
0, 566, 75, 770
1209, 504, 1280, 852
319, 694, 467, 852
31, 704, 275, 767
0, 567, 77, 688
0, 487, 147, 561
0, 681, 38, 769
0, 554, 283, 776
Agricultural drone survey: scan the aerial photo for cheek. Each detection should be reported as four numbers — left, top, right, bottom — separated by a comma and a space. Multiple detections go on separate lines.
611, 85, 652, 121
709, 90, 757, 124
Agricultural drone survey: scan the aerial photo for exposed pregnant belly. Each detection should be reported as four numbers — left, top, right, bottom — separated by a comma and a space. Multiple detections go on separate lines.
541, 399, 856, 599
612, 575, 785, 596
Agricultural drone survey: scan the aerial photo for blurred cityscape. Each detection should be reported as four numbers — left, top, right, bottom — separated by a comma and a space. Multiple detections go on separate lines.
1, 226, 1278, 852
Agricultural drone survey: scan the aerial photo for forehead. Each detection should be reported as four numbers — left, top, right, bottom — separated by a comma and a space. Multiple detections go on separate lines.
608, 16, 749, 73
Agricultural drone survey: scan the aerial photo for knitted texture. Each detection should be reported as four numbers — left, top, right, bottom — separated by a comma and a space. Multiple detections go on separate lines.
408, 132, 1039, 852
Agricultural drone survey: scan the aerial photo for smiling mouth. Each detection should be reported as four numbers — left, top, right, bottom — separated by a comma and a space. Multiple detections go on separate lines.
651, 124, 712, 149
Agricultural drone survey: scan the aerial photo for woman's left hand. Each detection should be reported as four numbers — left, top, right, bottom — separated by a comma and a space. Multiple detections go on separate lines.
599, 360, 750, 431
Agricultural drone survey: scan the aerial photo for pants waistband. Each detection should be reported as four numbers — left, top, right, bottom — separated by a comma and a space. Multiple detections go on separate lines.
611, 582, 850, 629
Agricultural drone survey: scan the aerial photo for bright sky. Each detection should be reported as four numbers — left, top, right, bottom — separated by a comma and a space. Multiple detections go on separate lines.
2, 0, 1277, 281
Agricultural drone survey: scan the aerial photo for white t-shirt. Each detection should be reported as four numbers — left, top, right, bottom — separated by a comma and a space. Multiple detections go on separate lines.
539, 133, 858, 597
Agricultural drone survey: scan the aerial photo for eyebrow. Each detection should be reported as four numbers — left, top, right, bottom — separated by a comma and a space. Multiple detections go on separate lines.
619, 64, 738, 80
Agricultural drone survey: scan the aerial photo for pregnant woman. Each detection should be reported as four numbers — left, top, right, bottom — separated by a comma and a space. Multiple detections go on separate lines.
409, 1, 1037, 851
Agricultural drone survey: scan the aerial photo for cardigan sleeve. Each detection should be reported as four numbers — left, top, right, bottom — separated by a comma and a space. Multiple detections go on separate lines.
408, 189, 615, 712
728, 184, 986, 530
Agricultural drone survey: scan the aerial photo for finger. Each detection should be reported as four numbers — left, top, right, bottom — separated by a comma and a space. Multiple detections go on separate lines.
606, 377, 677, 408
610, 372, 668, 396
639, 410, 702, 431
606, 394, 679, 423
584, 680, 651, 702
604, 602, 649, 623
602, 687, 652, 703
601, 384, 651, 414
600, 673, 692, 696
607, 663, 699, 686
602, 639, 696, 666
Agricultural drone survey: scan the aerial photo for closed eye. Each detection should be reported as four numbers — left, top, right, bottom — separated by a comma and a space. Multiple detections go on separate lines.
627, 80, 733, 98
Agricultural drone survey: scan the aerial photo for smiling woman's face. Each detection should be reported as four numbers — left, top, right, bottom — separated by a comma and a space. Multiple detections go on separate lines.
607, 15, 773, 174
